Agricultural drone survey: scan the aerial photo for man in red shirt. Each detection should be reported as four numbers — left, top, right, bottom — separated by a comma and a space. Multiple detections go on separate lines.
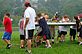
2, 13, 12, 49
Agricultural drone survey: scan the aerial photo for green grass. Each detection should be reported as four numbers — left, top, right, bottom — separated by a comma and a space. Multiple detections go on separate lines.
0, 31, 82, 54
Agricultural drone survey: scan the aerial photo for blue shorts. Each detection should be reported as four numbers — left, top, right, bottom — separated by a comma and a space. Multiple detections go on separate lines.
2, 32, 12, 40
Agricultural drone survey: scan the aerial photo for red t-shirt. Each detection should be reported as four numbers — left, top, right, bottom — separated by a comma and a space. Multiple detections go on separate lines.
3, 17, 12, 33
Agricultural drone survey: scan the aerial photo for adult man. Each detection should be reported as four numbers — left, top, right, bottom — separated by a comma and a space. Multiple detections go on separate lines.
24, 2, 36, 54
2, 13, 12, 49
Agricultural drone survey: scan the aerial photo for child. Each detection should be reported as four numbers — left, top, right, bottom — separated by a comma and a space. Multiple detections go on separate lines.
18, 16, 25, 48
57, 15, 69, 42
2, 13, 12, 49
75, 16, 82, 45
74, 16, 81, 44
36, 13, 52, 48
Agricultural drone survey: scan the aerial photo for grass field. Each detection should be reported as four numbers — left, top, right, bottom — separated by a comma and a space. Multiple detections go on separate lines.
0, 31, 82, 54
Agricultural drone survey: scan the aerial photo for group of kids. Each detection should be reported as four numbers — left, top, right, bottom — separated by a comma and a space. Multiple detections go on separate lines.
18, 13, 82, 49
2, 2, 82, 54
2, 12, 82, 54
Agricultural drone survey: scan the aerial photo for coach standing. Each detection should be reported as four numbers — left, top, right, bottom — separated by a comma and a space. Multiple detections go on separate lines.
24, 2, 36, 54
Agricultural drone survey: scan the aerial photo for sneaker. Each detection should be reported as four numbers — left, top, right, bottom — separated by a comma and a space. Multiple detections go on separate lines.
47, 45, 52, 48
6, 44, 12, 49
79, 42, 82, 45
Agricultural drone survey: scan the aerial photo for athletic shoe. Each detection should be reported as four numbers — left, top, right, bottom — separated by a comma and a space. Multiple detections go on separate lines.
79, 42, 82, 45
6, 44, 12, 49
47, 45, 52, 48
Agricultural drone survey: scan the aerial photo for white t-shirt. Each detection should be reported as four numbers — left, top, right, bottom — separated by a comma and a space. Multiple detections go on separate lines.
59, 19, 68, 32
24, 7, 36, 30
59, 26, 67, 32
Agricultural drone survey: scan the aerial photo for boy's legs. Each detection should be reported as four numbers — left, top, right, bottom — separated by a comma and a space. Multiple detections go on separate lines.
73, 29, 76, 41
60, 31, 67, 42
78, 33, 82, 43
77, 32, 80, 43
70, 28, 73, 41
2, 32, 12, 49
20, 40, 25, 48
20, 35, 25, 48
46, 39, 51, 48
73, 35, 76, 41
60, 31, 64, 42
60, 34, 64, 41
62, 31, 67, 42
70, 36, 73, 41
44, 35, 51, 48
79, 29, 82, 45
4, 39, 11, 44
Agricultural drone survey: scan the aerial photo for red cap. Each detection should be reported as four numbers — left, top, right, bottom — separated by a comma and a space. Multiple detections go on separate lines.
25, 2, 30, 5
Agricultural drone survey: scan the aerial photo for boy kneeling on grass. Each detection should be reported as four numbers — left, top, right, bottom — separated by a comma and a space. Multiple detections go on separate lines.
2, 13, 12, 49
35, 13, 52, 48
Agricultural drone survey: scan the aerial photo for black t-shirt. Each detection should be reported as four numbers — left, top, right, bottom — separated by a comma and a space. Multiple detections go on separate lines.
38, 17, 51, 37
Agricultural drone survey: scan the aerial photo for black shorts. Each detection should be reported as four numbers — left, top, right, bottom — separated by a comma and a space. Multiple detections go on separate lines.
27, 29, 34, 39
37, 30, 51, 40
20, 35, 25, 40
70, 28, 76, 36
58, 31, 67, 36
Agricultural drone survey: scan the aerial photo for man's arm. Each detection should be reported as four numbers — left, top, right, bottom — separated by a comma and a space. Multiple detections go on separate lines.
24, 18, 29, 28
